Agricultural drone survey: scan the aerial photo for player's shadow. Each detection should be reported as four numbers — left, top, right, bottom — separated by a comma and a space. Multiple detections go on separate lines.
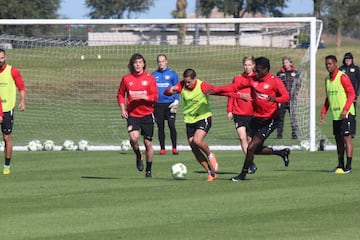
194, 170, 240, 175
81, 176, 121, 179
274, 169, 331, 173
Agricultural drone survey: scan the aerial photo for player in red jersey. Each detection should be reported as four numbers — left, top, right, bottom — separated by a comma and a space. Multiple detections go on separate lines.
210, 57, 291, 181
117, 53, 158, 178
227, 56, 257, 173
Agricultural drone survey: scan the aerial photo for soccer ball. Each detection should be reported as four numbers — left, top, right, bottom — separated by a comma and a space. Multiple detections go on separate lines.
77, 140, 89, 151
0, 141, 4, 151
171, 163, 187, 179
62, 140, 75, 151
43, 140, 54, 151
300, 140, 310, 151
120, 140, 131, 151
27, 140, 42, 151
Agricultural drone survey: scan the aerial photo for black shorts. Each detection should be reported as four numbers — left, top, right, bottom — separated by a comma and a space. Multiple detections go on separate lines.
154, 102, 176, 123
249, 117, 278, 140
333, 114, 356, 136
186, 117, 212, 139
233, 114, 252, 130
1, 111, 14, 135
127, 114, 155, 141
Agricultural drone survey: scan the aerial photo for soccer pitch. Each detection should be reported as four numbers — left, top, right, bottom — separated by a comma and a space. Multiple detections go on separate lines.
1, 149, 359, 240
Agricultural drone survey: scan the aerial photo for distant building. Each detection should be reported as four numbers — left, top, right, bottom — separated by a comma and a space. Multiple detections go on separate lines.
88, 9, 302, 48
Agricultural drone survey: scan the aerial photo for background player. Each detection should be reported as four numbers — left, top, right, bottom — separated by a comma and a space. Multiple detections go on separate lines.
0, 48, 26, 175
152, 54, 180, 155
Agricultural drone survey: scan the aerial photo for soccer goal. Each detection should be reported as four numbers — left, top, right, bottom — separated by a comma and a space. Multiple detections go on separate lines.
0, 17, 323, 151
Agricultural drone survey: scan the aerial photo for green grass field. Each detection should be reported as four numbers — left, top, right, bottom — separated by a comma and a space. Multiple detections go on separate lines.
1, 36, 360, 239
1, 148, 359, 240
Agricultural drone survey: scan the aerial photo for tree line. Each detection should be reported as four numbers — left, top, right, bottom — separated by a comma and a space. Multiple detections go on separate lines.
0, 0, 359, 46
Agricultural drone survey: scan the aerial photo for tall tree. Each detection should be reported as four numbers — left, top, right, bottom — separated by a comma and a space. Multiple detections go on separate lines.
0, 0, 60, 37
321, 0, 360, 47
174, 0, 187, 44
199, 0, 217, 45
85, 0, 155, 19
313, 0, 324, 18
208, 0, 288, 45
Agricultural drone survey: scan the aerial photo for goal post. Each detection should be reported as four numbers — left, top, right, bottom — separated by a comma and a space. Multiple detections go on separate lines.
0, 17, 323, 151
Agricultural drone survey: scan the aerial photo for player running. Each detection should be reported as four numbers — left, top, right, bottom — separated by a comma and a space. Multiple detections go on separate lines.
210, 57, 291, 181
117, 53, 158, 178
164, 68, 219, 181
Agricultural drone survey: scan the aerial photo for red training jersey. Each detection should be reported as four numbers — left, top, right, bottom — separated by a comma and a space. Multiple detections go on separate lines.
215, 72, 289, 119
164, 79, 216, 95
117, 71, 158, 118
227, 72, 254, 116
0, 98, 3, 117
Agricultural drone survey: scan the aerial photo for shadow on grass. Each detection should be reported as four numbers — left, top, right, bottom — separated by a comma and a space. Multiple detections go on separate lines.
274, 169, 332, 173
81, 176, 121, 179
194, 170, 240, 175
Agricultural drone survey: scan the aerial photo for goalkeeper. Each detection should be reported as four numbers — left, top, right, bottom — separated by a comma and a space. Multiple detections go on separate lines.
152, 54, 180, 155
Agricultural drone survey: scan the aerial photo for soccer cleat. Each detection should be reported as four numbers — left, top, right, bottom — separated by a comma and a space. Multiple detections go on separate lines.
343, 168, 352, 174
159, 149, 166, 155
280, 148, 290, 167
136, 154, 144, 171
231, 172, 246, 182
207, 172, 217, 182
3, 166, 11, 175
172, 148, 179, 155
145, 171, 152, 178
248, 163, 257, 174
208, 153, 219, 172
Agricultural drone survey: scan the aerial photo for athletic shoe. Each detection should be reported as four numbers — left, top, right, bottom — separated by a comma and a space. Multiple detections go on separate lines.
3, 166, 11, 175
145, 171, 152, 178
172, 148, 179, 155
248, 163, 257, 174
280, 148, 290, 167
136, 154, 144, 172
207, 172, 217, 182
231, 172, 246, 182
208, 153, 219, 172
159, 149, 166, 155
343, 168, 352, 174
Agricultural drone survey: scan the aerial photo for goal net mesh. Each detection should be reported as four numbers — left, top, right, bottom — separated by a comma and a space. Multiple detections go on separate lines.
0, 19, 324, 150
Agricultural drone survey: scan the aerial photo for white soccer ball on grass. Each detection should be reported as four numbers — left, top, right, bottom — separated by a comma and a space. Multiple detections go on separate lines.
27, 140, 42, 151
43, 140, 55, 151
300, 140, 310, 151
62, 140, 76, 151
0, 141, 4, 151
171, 163, 187, 179
77, 140, 89, 151
120, 140, 131, 151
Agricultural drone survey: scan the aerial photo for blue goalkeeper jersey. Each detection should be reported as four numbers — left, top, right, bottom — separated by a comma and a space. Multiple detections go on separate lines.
152, 67, 180, 103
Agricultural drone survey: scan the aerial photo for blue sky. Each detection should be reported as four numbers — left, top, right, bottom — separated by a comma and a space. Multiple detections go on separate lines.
58, 0, 313, 19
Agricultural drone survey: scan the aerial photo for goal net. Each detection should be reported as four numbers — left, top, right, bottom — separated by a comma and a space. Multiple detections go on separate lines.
0, 18, 323, 151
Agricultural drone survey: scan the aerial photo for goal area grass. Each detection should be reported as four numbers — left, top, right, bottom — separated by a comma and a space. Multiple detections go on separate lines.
1, 149, 359, 240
